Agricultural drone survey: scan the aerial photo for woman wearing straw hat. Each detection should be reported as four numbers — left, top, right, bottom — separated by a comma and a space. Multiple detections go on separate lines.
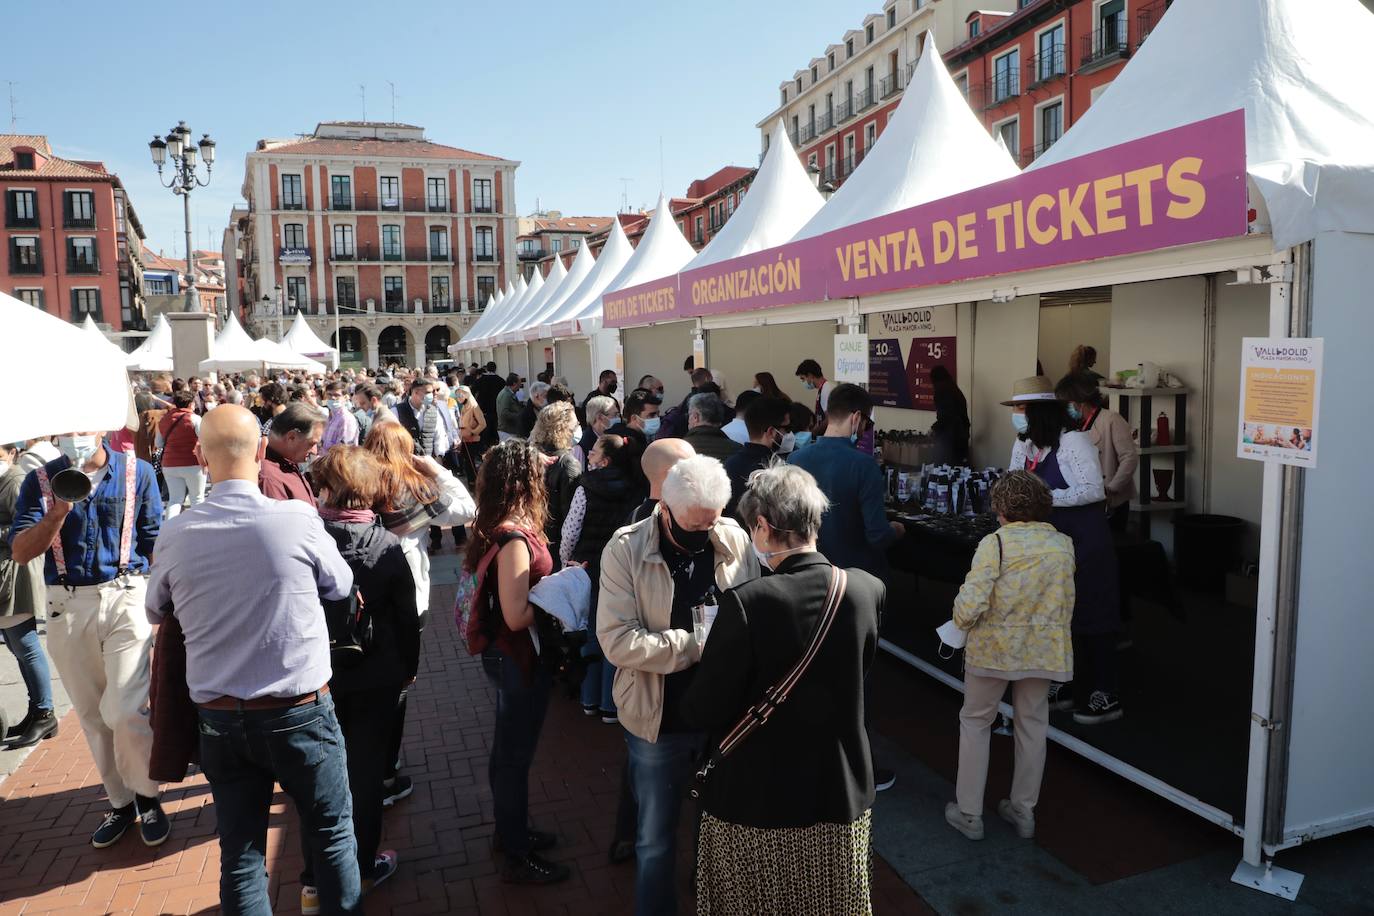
1003, 376, 1123, 726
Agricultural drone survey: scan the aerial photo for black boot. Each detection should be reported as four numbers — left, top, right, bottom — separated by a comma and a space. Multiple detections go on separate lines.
6, 707, 58, 748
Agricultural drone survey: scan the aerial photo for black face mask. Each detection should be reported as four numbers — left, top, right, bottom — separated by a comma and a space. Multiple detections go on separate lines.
606, 381, 619, 395
666, 507, 711, 555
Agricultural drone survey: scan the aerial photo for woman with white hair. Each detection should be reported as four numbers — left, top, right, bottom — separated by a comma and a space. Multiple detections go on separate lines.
578, 394, 621, 470
597, 454, 758, 916
683, 463, 885, 916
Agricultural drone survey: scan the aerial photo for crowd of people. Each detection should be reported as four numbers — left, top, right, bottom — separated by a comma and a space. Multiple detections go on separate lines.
0, 347, 1138, 914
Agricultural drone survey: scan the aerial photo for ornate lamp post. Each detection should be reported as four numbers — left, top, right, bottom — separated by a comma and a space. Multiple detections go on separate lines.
149, 122, 215, 313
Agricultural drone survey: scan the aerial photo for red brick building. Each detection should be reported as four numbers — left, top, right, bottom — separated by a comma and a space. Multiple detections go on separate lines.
516, 213, 613, 278
2, 134, 148, 332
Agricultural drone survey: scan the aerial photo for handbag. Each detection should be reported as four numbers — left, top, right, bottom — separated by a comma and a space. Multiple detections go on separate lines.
691, 565, 847, 799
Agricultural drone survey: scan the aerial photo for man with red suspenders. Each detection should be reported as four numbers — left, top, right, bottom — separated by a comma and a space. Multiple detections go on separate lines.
8, 431, 168, 849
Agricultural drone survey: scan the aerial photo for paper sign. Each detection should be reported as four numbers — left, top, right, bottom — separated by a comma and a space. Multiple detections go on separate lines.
834, 333, 870, 385
1238, 337, 1322, 468
692, 335, 706, 371
869, 306, 957, 410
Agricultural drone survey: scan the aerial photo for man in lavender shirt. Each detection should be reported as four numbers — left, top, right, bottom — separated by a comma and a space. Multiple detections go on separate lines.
146, 405, 361, 915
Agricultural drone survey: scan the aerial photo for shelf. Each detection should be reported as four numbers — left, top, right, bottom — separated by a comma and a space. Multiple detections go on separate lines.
1107, 387, 1189, 397
1128, 500, 1187, 513
1137, 445, 1188, 455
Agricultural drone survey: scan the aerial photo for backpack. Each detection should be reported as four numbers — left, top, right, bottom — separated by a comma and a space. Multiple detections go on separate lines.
322, 583, 372, 669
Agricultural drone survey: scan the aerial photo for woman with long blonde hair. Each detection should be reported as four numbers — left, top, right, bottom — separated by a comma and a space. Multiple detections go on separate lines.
530, 400, 582, 560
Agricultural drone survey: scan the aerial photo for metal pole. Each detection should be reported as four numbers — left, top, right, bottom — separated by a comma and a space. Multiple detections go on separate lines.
183, 190, 197, 313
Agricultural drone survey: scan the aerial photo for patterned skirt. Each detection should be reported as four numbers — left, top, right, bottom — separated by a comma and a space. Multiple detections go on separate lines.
696, 809, 873, 916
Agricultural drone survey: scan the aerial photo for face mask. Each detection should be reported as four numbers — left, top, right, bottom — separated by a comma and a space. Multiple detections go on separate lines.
1011, 412, 1029, 434
642, 416, 661, 437
751, 525, 806, 567
422, 394, 435, 406
0, 460, 9, 477
607, 381, 618, 395
325, 399, 342, 411
802, 379, 816, 390
58, 435, 99, 466
1066, 404, 1083, 422
751, 386, 761, 394
793, 431, 812, 448
779, 431, 796, 453
666, 507, 711, 554
516, 389, 528, 403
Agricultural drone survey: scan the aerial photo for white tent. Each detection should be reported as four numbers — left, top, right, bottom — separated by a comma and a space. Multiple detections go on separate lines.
255, 337, 327, 373
793, 31, 1020, 240
282, 311, 339, 369
198, 312, 310, 373
1026, 0, 1374, 250
521, 242, 597, 341
545, 220, 635, 336
125, 314, 173, 371
81, 314, 125, 358
684, 120, 825, 270
578, 194, 696, 333
480, 268, 543, 346
500, 254, 567, 344
1, 291, 136, 442
461, 275, 526, 349
453, 287, 506, 354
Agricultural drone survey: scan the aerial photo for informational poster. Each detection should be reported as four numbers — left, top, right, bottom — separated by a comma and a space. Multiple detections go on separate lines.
692, 335, 706, 371
834, 333, 870, 385
868, 305, 957, 410
1238, 337, 1322, 468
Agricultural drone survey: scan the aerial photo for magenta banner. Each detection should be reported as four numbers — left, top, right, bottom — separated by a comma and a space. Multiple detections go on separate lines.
602, 110, 1248, 328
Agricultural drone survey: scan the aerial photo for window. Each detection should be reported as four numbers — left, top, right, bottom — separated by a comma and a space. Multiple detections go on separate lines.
14, 151, 34, 170
333, 223, 354, 257
426, 177, 447, 211
285, 276, 307, 309
969, 18, 981, 38
67, 237, 97, 272
845, 79, 854, 108
6, 189, 37, 227
828, 51, 835, 69
472, 178, 493, 212
280, 174, 303, 208
1038, 24, 1066, 80
551, 238, 563, 253
795, 77, 802, 93
431, 275, 451, 309
14, 288, 42, 308
780, 87, 787, 106
146, 276, 172, 295
727, 193, 736, 216
866, 23, 874, 43
476, 276, 496, 308
9, 236, 41, 273
825, 92, 834, 122
954, 72, 969, 98
993, 49, 1019, 101
571, 237, 582, 249
378, 176, 401, 210
335, 276, 357, 309
1040, 101, 1064, 151
694, 216, 704, 243
383, 276, 404, 310
474, 226, 494, 259
844, 133, 856, 174
887, 7, 896, 28
811, 65, 818, 83
382, 225, 402, 260
330, 175, 352, 209
737, 187, 746, 203
429, 226, 449, 259
1100, 0, 1126, 49
865, 122, 877, 149
791, 114, 800, 141
808, 103, 816, 131
64, 191, 95, 227
283, 223, 306, 249
71, 288, 100, 321
997, 118, 1020, 160
1019, 0, 1036, 6
846, 37, 854, 57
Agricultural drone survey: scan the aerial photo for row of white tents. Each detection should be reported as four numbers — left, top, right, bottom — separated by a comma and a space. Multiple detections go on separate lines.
121, 311, 339, 374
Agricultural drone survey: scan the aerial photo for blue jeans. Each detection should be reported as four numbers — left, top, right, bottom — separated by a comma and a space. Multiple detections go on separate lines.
1, 617, 53, 711
482, 649, 552, 857
625, 729, 704, 916
197, 694, 361, 916
580, 648, 617, 713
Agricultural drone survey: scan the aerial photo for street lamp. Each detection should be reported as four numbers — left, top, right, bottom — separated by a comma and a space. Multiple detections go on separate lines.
149, 121, 214, 313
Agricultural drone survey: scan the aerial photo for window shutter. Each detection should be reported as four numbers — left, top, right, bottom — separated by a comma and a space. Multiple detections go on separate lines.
63, 192, 72, 222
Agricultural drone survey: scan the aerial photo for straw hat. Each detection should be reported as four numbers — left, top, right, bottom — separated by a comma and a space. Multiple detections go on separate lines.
1000, 375, 1058, 406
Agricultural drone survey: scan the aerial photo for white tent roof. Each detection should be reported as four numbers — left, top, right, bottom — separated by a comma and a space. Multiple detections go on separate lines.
685, 120, 824, 270
81, 314, 125, 357
793, 32, 1020, 240
1, 291, 137, 442
545, 219, 636, 334
255, 337, 326, 372
500, 255, 567, 343
125, 314, 173, 370
520, 242, 597, 339
484, 268, 543, 344
198, 312, 275, 373
460, 276, 523, 347
579, 194, 696, 331
1027, 0, 1374, 250
477, 274, 530, 344
282, 311, 338, 362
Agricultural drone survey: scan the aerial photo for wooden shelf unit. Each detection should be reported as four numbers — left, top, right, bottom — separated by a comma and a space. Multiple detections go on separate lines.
1112, 387, 1189, 538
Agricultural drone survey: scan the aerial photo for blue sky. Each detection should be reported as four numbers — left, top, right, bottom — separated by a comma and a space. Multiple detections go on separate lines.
4, 0, 871, 254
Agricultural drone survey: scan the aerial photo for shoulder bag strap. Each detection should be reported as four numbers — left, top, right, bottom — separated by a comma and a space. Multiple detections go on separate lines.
692, 565, 847, 796
34, 466, 67, 581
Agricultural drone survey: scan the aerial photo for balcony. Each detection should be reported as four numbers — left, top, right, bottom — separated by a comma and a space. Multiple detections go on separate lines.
1136, 0, 1170, 48
64, 214, 95, 230
980, 70, 1021, 109
472, 202, 494, 214
9, 253, 42, 275
331, 197, 353, 211
836, 147, 869, 180
5, 209, 38, 229
1026, 47, 1066, 87
471, 249, 498, 263
67, 255, 100, 274
327, 245, 452, 263
835, 99, 854, 124
518, 247, 547, 261
426, 199, 449, 213
279, 246, 312, 265
280, 198, 305, 211
797, 120, 816, 144
855, 88, 875, 113
817, 111, 834, 134
879, 69, 904, 99
428, 248, 452, 262
1080, 19, 1129, 73
429, 298, 454, 313
820, 162, 836, 184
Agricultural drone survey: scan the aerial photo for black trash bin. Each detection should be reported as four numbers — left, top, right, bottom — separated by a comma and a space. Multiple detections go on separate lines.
1172, 514, 1245, 592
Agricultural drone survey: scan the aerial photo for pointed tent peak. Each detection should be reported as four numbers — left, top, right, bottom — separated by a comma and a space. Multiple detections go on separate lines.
522, 240, 600, 336
686, 121, 824, 271
287, 310, 310, 334
81, 314, 100, 331
502, 281, 515, 298
1026, 0, 1374, 249
601, 190, 697, 296
548, 220, 639, 331
215, 310, 255, 346
794, 30, 1019, 240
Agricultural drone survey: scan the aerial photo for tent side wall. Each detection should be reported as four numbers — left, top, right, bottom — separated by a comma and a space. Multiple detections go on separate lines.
623, 322, 694, 408
554, 338, 594, 399
705, 321, 837, 409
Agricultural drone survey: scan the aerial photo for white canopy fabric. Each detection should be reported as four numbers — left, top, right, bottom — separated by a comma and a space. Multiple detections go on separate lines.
125, 314, 173, 371
255, 337, 326, 373
1, 291, 137, 441
685, 120, 824, 270
520, 242, 597, 340
198, 312, 300, 373
581, 194, 696, 332
793, 31, 1020, 240
545, 220, 635, 336
461, 275, 526, 348
500, 255, 567, 344
1027, 0, 1374, 250
282, 311, 339, 367
451, 290, 503, 356
482, 269, 543, 345
81, 314, 125, 358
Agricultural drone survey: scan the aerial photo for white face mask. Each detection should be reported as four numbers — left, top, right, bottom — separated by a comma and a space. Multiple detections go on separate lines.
642, 416, 661, 437
0, 460, 9, 477
778, 431, 797, 453
58, 435, 99, 466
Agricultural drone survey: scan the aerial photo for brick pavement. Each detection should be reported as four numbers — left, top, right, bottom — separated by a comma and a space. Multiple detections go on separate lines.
0, 571, 928, 915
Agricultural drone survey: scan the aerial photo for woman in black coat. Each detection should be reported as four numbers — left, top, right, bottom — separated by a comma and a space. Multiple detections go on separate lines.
683, 463, 883, 916
531, 401, 582, 560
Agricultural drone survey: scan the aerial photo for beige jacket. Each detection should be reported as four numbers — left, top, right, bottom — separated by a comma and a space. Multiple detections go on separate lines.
597, 506, 759, 743
458, 402, 487, 443
1087, 409, 1138, 508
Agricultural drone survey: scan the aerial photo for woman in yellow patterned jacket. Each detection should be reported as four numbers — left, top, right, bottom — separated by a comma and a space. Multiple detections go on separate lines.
944, 471, 1075, 843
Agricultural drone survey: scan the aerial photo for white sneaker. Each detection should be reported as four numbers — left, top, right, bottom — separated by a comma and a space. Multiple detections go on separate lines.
944, 802, 984, 841
997, 799, 1035, 839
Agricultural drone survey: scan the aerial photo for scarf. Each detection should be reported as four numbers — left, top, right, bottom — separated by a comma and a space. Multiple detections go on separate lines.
318, 506, 376, 524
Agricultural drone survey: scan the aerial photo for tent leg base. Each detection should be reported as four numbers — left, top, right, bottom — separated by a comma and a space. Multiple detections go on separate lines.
1231, 859, 1303, 901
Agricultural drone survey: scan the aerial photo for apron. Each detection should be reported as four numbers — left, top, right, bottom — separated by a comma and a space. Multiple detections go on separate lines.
1029, 447, 1121, 635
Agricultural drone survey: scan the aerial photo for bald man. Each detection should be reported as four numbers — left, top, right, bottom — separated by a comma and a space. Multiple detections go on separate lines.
146, 405, 363, 914
629, 437, 695, 525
